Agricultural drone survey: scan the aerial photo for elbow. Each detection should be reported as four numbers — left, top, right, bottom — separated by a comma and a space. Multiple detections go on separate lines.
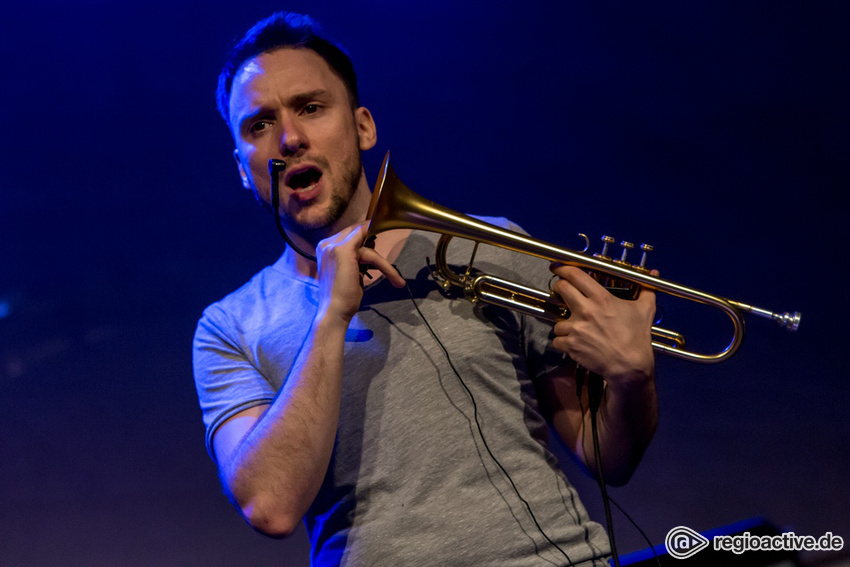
602, 466, 636, 488
586, 458, 637, 487
237, 494, 302, 539
223, 470, 304, 538
604, 417, 658, 487
600, 440, 654, 487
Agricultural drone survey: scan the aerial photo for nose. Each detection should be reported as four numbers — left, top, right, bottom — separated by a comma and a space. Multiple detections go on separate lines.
279, 115, 308, 157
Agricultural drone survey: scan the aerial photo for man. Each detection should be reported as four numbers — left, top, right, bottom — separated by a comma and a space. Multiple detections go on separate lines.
194, 11, 658, 566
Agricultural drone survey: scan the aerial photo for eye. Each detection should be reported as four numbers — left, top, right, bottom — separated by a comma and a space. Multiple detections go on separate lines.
303, 104, 321, 115
249, 120, 271, 134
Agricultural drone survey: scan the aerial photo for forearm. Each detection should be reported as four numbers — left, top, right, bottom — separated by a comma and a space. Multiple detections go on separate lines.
211, 224, 406, 537
576, 368, 658, 486
222, 314, 348, 536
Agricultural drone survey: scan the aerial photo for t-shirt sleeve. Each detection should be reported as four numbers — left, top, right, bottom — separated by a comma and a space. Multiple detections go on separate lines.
192, 304, 276, 461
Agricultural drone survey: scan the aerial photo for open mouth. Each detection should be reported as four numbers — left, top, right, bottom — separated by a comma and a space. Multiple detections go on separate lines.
286, 166, 322, 193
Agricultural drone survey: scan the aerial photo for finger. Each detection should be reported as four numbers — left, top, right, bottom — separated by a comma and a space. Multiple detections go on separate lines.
549, 265, 598, 311
635, 269, 660, 305
316, 223, 365, 258
550, 264, 607, 300
357, 247, 406, 288
338, 222, 368, 248
552, 319, 572, 337
551, 335, 572, 356
551, 277, 586, 313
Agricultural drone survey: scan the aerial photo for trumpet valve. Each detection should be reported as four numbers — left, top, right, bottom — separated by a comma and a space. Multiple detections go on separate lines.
614, 241, 634, 266
594, 235, 615, 260
635, 243, 654, 273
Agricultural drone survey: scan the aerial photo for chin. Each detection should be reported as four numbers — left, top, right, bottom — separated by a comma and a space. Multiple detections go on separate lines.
309, 200, 352, 230
288, 210, 341, 236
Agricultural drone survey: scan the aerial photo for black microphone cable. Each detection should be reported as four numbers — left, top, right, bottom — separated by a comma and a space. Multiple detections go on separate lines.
577, 369, 662, 567
585, 370, 621, 567
269, 159, 317, 262
400, 264, 583, 567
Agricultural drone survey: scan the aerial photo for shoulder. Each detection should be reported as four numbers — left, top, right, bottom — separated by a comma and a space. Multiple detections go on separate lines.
198, 266, 272, 328
405, 216, 530, 251
464, 215, 550, 285
195, 259, 310, 340
468, 215, 529, 235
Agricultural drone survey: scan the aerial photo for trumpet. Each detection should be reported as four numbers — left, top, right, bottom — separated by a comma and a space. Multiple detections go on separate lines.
364, 152, 801, 363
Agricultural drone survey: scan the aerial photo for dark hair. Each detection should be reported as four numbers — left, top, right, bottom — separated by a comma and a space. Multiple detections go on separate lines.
216, 12, 359, 124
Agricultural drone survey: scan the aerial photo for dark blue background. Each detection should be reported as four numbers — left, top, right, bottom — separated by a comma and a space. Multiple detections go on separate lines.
1, 1, 847, 565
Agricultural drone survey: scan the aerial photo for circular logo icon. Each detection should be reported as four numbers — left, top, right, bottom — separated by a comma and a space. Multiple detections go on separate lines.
665, 526, 710, 560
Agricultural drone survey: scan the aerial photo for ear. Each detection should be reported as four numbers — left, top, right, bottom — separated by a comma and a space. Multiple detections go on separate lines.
233, 149, 252, 190
354, 106, 377, 151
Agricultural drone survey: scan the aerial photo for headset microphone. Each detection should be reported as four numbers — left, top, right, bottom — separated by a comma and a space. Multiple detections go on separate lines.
268, 159, 317, 262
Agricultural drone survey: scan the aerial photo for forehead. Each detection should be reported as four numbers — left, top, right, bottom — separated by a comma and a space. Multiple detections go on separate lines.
229, 48, 346, 119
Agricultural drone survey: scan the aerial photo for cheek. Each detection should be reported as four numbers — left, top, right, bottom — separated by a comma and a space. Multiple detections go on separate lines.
319, 118, 360, 155
243, 147, 267, 177
242, 146, 262, 172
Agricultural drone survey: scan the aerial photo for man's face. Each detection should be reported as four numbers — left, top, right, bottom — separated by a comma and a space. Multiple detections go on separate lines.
229, 48, 376, 238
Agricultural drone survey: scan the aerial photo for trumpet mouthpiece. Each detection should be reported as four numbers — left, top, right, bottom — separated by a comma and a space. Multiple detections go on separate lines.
776, 311, 801, 332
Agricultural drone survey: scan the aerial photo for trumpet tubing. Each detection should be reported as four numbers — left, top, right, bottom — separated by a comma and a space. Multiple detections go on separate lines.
365, 152, 801, 364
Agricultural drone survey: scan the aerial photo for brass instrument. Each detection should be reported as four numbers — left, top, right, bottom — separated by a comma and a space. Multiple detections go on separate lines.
365, 152, 801, 363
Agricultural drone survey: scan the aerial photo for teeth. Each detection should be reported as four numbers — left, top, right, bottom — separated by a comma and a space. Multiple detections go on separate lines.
294, 183, 316, 193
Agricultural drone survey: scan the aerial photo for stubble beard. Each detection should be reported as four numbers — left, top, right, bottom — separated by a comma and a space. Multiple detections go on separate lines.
283, 149, 363, 241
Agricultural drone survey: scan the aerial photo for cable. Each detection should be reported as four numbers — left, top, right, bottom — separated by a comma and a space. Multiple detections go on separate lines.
586, 371, 620, 567
401, 271, 577, 567
580, 373, 661, 567
608, 497, 662, 567
268, 159, 317, 262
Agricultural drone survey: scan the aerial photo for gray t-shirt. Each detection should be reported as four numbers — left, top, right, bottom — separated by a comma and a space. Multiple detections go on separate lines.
193, 218, 610, 566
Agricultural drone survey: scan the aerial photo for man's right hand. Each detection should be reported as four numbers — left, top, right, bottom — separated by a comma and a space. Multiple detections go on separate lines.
315, 222, 405, 326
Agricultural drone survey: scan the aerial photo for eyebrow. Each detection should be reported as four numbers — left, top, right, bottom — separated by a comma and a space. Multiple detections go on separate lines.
287, 89, 330, 107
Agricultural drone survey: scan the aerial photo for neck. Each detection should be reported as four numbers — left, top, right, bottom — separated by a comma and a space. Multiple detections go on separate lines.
285, 227, 412, 283
283, 181, 411, 282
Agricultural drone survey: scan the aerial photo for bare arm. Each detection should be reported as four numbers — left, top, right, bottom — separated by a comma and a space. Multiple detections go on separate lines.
542, 265, 659, 486
212, 224, 404, 537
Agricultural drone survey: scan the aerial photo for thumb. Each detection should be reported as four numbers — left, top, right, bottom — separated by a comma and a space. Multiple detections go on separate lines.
636, 269, 659, 305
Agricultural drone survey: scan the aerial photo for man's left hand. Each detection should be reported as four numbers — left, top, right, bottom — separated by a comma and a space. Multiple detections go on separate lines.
549, 264, 656, 383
